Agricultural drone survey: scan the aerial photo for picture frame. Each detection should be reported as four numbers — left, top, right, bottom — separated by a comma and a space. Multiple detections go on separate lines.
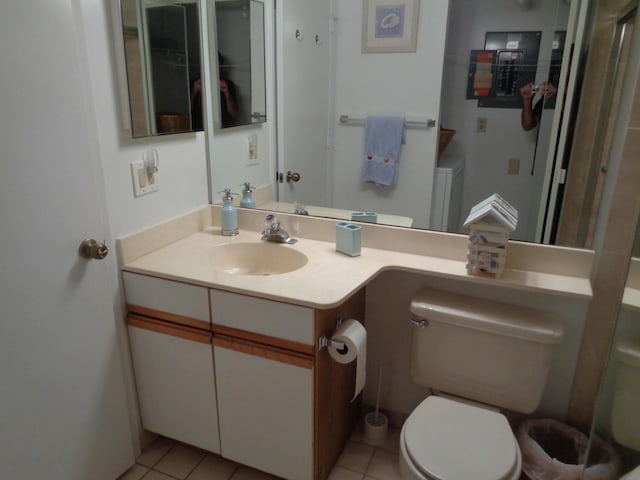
361, 0, 420, 53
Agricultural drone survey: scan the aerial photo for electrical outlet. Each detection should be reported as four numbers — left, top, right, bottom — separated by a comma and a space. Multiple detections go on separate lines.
508, 158, 520, 175
131, 160, 158, 197
477, 117, 487, 133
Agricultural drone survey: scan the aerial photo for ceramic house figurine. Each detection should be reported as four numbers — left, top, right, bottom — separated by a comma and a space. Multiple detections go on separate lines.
463, 194, 518, 277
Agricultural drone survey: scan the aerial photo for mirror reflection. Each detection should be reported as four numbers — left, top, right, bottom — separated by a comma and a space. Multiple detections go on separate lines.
271, 0, 577, 243
120, 0, 203, 137
206, 0, 618, 247
211, 0, 267, 129
202, 0, 628, 249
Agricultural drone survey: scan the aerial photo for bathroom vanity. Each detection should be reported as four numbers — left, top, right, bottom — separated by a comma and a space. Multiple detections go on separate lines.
123, 270, 364, 480
118, 205, 594, 479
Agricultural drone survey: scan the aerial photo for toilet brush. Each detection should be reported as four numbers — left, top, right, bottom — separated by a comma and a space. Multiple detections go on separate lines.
364, 367, 388, 446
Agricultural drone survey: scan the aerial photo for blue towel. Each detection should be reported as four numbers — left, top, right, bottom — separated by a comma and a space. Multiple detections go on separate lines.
361, 116, 405, 186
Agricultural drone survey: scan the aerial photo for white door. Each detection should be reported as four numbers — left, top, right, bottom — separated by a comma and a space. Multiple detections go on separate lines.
276, 0, 332, 206
0, 2, 135, 479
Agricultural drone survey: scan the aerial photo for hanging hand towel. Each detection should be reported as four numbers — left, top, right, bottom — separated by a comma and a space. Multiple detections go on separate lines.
361, 116, 405, 186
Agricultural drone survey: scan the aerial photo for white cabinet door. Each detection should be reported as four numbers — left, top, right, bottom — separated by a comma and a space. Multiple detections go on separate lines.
214, 338, 314, 480
128, 320, 220, 453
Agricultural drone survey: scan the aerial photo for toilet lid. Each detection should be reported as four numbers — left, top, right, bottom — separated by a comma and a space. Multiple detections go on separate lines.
404, 396, 518, 480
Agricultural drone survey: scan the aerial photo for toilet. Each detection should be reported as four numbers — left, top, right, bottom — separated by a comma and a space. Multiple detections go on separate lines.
611, 335, 640, 452
400, 288, 564, 480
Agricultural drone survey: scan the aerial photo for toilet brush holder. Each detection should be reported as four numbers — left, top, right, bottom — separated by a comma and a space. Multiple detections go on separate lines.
364, 411, 388, 446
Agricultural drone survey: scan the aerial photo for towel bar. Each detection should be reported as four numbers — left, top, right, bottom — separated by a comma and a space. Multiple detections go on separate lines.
339, 114, 436, 129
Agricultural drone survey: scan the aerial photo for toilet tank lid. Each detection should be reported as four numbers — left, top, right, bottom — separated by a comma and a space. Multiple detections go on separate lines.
410, 288, 563, 344
615, 336, 640, 368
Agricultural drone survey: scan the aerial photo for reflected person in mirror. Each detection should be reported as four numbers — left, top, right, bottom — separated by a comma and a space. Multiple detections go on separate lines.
218, 52, 239, 127
190, 77, 203, 131
520, 81, 558, 131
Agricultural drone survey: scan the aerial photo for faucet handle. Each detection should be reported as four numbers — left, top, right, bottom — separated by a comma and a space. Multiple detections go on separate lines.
264, 213, 279, 228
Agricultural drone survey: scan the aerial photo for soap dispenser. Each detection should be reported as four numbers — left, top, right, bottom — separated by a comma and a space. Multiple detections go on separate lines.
239, 182, 256, 209
219, 189, 239, 236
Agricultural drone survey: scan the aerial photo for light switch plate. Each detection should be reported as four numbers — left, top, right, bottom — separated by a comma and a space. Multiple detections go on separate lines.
508, 158, 520, 175
477, 117, 487, 133
131, 160, 158, 197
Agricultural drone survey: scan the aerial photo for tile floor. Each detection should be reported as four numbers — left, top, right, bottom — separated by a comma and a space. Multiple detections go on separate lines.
118, 427, 402, 480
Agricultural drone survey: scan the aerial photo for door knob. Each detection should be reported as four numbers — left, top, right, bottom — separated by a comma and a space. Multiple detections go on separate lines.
286, 171, 301, 183
79, 238, 109, 260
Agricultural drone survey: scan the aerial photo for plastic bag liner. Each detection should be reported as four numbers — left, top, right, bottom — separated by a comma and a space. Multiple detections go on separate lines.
517, 418, 621, 480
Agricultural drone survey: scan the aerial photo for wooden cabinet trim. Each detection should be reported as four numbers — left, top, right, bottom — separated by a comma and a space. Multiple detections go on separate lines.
128, 304, 211, 332
214, 335, 314, 370
212, 324, 315, 356
127, 314, 211, 344
313, 287, 366, 480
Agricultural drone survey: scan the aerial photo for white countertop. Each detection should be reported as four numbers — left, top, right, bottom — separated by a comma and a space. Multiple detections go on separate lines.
119, 207, 593, 309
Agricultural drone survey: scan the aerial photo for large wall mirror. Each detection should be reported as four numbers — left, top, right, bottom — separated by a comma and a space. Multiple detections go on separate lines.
205, 0, 634, 250
210, 0, 267, 130
120, 0, 203, 137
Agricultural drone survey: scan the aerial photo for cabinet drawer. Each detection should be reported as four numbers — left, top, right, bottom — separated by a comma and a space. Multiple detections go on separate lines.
210, 290, 314, 345
123, 272, 210, 329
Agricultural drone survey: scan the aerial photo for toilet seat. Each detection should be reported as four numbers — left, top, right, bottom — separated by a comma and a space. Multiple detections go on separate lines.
402, 396, 521, 480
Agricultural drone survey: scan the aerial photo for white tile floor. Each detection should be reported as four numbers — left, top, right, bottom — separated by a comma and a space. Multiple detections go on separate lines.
118, 426, 402, 480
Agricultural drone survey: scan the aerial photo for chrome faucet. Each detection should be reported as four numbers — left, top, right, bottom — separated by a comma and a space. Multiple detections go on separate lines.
294, 201, 309, 216
261, 214, 298, 244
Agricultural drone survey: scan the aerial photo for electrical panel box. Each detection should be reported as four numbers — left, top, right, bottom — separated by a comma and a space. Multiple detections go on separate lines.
466, 31, 541, 109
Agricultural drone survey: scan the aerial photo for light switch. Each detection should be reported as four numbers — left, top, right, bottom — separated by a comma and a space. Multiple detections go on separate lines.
138, 168, 147, 188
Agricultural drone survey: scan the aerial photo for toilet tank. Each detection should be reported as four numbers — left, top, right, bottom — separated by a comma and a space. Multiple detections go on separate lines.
611, 335, 640, 451
410, 288, 564, 414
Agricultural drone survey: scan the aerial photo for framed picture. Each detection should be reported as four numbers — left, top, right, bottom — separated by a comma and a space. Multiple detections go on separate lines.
361, 0, 420, 53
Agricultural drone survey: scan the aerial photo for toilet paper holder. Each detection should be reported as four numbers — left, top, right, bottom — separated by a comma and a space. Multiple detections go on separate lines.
318, 336, 346, 351
318, 315, 346, 351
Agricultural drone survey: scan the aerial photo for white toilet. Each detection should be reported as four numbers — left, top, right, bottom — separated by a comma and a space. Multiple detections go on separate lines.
611, 335, 640, 452
400, 288, 564, 480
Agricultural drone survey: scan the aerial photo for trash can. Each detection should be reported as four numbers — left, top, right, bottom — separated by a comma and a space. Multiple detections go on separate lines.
516, 418, 621, 480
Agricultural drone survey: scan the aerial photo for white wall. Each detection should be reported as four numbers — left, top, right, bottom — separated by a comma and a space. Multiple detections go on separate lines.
331, 0, 450, 229
82, 2, 210, 238
441, 0, 570, 240
364, 270, 588, 420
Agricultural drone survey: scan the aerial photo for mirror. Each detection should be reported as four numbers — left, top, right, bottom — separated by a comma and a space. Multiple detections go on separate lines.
207, 0, 627, 248
210, 0, 267, 129
120, 0, 203, 137
271, 0, 580, 243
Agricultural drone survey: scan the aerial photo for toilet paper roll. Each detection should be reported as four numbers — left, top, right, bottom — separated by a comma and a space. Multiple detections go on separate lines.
328, 319, 366, 401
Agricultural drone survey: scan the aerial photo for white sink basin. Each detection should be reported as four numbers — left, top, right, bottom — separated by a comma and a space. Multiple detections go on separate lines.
209, 242, 308, 275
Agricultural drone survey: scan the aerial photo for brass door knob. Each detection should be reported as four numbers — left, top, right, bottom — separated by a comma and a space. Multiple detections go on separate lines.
79, 238, 109, 260
286, 171, 301, 182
